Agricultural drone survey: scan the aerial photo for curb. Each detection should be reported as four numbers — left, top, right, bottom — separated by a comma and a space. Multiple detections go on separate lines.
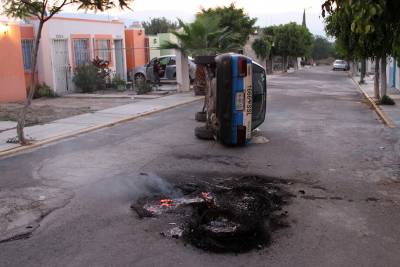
351, 77, 396, 128
64, 95, 135, 99
0, 96, 203, 158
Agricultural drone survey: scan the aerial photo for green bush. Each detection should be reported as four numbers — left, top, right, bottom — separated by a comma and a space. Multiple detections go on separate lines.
73, 64, 105, 93
111, 76, 127, 90
135, 80, 153, 94
379, 95, 395, 105
34, 83, 55, 98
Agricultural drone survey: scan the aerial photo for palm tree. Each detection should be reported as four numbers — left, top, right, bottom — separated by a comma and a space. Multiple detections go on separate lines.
162, 17, 241, 97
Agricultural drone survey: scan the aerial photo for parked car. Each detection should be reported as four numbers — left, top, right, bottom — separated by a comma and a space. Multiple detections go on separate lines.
333, 59, 350, 71
132, 55, 196, 83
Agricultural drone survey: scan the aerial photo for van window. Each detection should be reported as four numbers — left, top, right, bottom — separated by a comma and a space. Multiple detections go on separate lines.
251, 63, 267, 129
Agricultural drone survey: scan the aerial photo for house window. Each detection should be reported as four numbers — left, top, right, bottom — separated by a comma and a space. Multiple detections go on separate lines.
73, 39, 90, 66
21, 39, 33, 71
95, 39, 111, 63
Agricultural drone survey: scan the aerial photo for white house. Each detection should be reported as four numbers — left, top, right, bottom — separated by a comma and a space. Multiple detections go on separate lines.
33, 16, 127, 94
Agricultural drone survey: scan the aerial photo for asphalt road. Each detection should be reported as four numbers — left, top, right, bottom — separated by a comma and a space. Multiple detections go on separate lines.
1, 66, 399, 267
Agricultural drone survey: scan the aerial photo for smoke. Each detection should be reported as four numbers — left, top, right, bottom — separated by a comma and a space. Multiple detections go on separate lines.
108, 172, 180, 202
138, 172, 177, 196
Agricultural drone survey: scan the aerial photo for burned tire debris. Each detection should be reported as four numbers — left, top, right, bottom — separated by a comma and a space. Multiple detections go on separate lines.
130, 175, 292, 253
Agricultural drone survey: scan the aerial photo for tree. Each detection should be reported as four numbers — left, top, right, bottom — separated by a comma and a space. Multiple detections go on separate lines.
322, 0, 400, 100
272, 23, 313, 71
162, 17, 241, 57
196, 3, 257, 47
324, 2, 381, 97
311, 36, 334, 60
2, 0, 132, 144
141, 17, 178, 35
251, 31, 272, 73
251, 37, 272, 61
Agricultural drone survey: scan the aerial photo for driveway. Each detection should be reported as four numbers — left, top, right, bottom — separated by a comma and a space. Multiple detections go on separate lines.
0, 66, 399, 267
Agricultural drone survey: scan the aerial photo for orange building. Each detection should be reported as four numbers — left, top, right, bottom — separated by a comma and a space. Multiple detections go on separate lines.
125, 28, 149, 79
1, 19, 152, 102
0, 22, 35, 102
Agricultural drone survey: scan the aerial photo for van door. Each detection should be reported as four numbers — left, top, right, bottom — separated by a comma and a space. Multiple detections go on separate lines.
146, 58, 156, 81
165, 56, 176, 80
158, 56, 170, 79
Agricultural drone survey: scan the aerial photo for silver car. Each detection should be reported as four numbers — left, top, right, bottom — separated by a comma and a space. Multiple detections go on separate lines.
333, 59, 350, 71
132, 55, 196, 83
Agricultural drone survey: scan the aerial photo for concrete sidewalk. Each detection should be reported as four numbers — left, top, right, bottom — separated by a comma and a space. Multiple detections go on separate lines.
0, 93, 202, 156
0, 121, 17, 133
356, 75, 400, 127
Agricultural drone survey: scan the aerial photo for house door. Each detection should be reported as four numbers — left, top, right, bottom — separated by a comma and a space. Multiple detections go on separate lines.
52, 39, 71, 94
114, 39, 125, 79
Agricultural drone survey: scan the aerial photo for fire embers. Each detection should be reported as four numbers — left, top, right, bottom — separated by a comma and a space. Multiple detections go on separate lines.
131, 176, 291, 253
160, 199, 174, 207
185, 186, 282, 253
133, 194, 211, 217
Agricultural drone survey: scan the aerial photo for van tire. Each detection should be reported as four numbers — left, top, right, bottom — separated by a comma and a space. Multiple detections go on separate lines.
195, 112, 207, 122
195, 126, 214, 140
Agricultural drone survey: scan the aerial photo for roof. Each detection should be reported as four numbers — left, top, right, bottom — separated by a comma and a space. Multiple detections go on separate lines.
30, 15, 124, 25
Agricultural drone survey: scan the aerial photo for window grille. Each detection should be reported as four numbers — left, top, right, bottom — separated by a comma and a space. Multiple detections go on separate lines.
73, 39, 90, 66
95, 39, 111, 62
21, 39, 33, 70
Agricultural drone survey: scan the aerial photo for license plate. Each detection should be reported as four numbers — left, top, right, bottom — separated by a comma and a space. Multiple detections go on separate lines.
235, 92, 244, 110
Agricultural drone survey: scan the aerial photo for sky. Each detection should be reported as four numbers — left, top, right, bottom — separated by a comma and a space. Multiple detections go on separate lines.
1, 0, 327, 36
107, 0, 327, 36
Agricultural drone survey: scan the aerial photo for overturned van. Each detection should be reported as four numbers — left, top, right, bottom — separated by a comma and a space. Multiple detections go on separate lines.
194, 53, 267, 146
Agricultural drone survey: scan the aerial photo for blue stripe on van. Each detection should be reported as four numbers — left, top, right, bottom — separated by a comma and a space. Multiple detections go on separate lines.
231, 56, 247, 144
231, 56, 239, 144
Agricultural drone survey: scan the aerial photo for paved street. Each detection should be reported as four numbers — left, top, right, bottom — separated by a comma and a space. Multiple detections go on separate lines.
0, 66, 399, 267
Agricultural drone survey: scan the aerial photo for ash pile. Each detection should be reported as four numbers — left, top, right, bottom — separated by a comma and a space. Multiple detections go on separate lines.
131, 175, 292, 253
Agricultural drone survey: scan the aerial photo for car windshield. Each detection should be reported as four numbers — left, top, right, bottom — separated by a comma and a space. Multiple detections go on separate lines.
335, 60, 345, 64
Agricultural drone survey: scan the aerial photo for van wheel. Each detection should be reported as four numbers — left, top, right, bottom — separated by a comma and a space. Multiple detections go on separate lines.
195, 111, 207, 122
195, 126, 214, 140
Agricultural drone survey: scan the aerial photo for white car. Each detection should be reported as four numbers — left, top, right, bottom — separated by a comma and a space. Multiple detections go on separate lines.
132, 55, 196, 83
333, 59, 350, 71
